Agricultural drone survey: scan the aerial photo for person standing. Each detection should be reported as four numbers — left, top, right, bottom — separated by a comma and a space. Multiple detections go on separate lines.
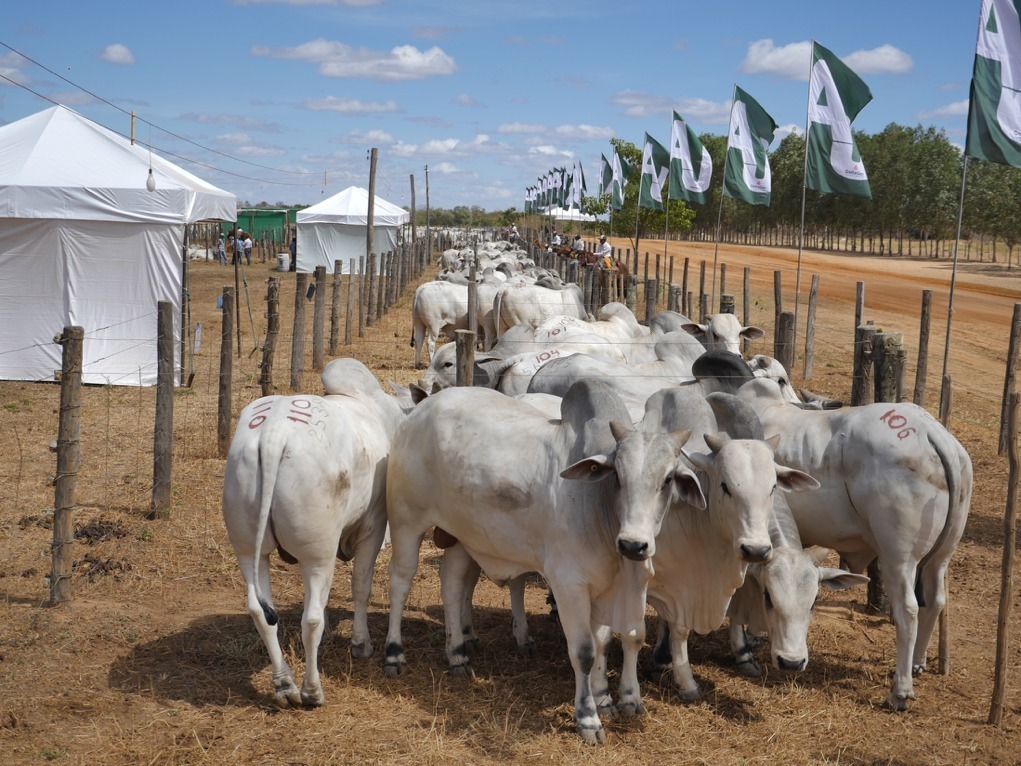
216, 234, 227, 265
288, 235, 297, 272
244, 234, 253, 265
595, 234, 613, 268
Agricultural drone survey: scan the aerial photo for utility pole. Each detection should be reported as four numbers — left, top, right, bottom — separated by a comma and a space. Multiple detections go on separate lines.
410, 173, 417, 277
366, 147, 378, 327
424, 164, 431, 269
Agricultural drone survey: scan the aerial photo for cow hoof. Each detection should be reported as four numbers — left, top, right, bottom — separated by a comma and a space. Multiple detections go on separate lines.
678, 687, 703, 703
734, 659, 763, 678
449, 663, 475, 679
596, 700, 618, 721
515, 638, 535, 657
884, 690, 915, 711
301, 688, 325, 707
273, 683, 302, 709
617, 700, 645, 718
578, 725, 606, 745
912, 663, 927, 677
350, 641, 374, 659
383, 662, 403, 679
465, 637, 481, 654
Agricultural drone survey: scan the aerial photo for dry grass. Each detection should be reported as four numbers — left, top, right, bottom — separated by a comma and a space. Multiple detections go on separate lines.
0, 244, 1019, 765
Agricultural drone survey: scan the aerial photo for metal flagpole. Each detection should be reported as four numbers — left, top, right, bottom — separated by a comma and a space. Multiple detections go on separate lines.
940, 156, 969, 412
793, 41, 815, 361
710, 189, 724, 311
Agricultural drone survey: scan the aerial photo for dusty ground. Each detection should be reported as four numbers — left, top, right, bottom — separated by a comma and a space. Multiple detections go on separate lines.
0, 238, 1019, 765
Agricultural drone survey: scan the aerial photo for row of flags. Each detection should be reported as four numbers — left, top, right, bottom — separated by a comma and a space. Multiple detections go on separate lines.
524, 163, 586, 213
527, 40, 873, 217
527, 1, 1021, 218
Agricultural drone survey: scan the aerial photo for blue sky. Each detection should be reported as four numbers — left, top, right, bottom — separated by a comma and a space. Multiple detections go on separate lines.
1, 0, 982, 212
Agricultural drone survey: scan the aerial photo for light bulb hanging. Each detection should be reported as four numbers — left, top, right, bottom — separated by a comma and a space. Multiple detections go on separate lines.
145, 122, 155, 192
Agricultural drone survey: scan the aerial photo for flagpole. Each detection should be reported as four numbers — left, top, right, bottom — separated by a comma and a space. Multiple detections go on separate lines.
940, 156, 969, 410
710, 188, 724, 313
663, 196, 670, 272
793, 41, 815, 365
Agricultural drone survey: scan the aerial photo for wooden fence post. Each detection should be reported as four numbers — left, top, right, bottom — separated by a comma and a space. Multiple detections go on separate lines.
855, 281, 865, 331
49, 326, 83, 605
989, 391, 1020, 725
913, 290, 933, 407
357, 257, 365, 339
366, 253, 378, 327
743, 267, 751, 356
645, 278, 657, 324
149, 301, 174, 520
773, 270, 783, 339
851, 322, 876, 408
719, 293, 736, 316
260, 277, 279, 397
290, 273, 308, 390
804, 274, 820, 380
681, 257, 690, 316
455, 329, 476, 387
330, 260, 342, 355
999, 303, 1021, 454
217, 286, 234, 458
313, 266, 326, 373
775, 311, 795, 373
345, 259, 355, 346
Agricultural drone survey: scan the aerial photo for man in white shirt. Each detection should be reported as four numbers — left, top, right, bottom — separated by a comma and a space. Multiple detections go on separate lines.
595, 234, 612, 260
551, 230, 562, 247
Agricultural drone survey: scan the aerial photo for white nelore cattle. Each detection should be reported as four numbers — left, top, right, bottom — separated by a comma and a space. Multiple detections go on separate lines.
221, 358, 406, 708
633, 387, 819, 700
494, 281, 587, 338
410, 281, 470, 368
681, 313, 765, 354
735, 377, 973, 710
383, 380, 706, 744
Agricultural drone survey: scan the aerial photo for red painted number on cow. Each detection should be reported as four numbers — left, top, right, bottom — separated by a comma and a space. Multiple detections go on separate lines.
247, 401, 274, 429
288, 398, 313, 424
879, 409, 917, 440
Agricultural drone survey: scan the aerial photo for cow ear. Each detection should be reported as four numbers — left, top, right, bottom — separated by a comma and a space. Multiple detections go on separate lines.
410, 383, 429, 405
765, 433, 781, 452
609, 420, 632, 442
667, 428, 692, 453
672, 465, 706, 510
561, 454, 615, 482
683, 448, 711, 473
680, 321, 706, 336
818, 568, 870, 591
775, 465, 820, 493
740, 325, 766, 341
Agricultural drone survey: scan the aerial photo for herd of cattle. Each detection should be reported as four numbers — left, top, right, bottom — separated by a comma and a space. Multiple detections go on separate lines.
221, 239, 974, 744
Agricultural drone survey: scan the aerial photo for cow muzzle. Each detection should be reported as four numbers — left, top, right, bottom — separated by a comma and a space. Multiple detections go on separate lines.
617, 537, 651, 561
739, 542, 773, 563
776, 655, 808, 672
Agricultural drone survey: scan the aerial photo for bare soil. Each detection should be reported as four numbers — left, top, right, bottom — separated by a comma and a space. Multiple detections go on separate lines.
0, 239, 1019, 765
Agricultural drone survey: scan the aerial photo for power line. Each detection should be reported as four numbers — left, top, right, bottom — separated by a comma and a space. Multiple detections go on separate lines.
0, 40, 350, 184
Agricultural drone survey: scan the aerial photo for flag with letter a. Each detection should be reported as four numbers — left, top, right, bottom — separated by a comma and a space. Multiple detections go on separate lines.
723, 86, 777, 206
966, 0, 1021, 166
611, 149, 632, 212
638, 133, 670, 211
805, 41, 873, 198
669, 110, 712, 205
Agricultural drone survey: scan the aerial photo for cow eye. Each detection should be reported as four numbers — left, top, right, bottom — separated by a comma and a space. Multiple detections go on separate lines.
662, 475, 672, 490
763, 590, 773, 609
443, 361, 453, 369
720, 482, 731, 497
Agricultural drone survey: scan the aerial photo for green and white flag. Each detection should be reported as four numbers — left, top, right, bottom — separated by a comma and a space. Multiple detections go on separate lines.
723, 86, 777, 206
563, 166, 574, 210
599, 153, 613, 197
571, 162, 586, 209
639, 133, 670, 211
669, 111, 713, 205
805, 41, 873, 198
611, 148, 632, 212
966, 0, 1021, 166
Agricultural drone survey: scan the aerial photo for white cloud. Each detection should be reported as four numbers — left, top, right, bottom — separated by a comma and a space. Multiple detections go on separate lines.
843, 44, 913, 75
918, 100, 969, 119
498, 122, 546, 134
0, 52, 29, 87
180, 113, 281, 132
344, 128, 395, 144
527, 145, 572, 159
740, 39, 812, 79
253, 39, 456, 81
100, 43, 135, 65
673, 98, 731, 125
453, 93, 479, 106
610, 90, 673, 118
775, 123, 803, 141
421, 138, 460, 153
215, 132, 287, 157
433, 162, 459, 173
302, 96, 397, 113
553, 124, 614, 140
741, 39, 912, 81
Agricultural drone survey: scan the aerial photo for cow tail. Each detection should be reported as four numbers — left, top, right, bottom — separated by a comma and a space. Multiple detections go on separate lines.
914, 431, 972, 606
493, 289, 506, 339
409, 294, 418, 348
251, 437, 283, 626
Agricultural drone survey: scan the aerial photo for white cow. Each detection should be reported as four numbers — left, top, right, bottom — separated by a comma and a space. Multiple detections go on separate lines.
221, 358, 406, 708
494, 281, 587, 338
735, 377, 973, 709
633, 387, 819, 700
681, 313, 765, 354
383, 380, 706, 744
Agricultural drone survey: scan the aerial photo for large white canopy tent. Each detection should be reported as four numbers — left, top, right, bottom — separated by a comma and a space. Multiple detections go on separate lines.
296, 186, 410, 274
0, 105, 235, 386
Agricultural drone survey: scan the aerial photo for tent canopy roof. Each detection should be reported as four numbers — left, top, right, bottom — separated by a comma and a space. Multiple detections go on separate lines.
297, 186, 409, 227
0, 105, 235, 224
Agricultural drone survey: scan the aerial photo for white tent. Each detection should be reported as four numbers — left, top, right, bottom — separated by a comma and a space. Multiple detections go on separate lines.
296, 186, 410, 274
546, 206, 600, 223
0, 105, 235, 386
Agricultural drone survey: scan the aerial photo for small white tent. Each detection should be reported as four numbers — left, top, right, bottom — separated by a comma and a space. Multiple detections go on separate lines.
0, 105, 235, 386
547, 206, 600, 223
296, 186, 410, 274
